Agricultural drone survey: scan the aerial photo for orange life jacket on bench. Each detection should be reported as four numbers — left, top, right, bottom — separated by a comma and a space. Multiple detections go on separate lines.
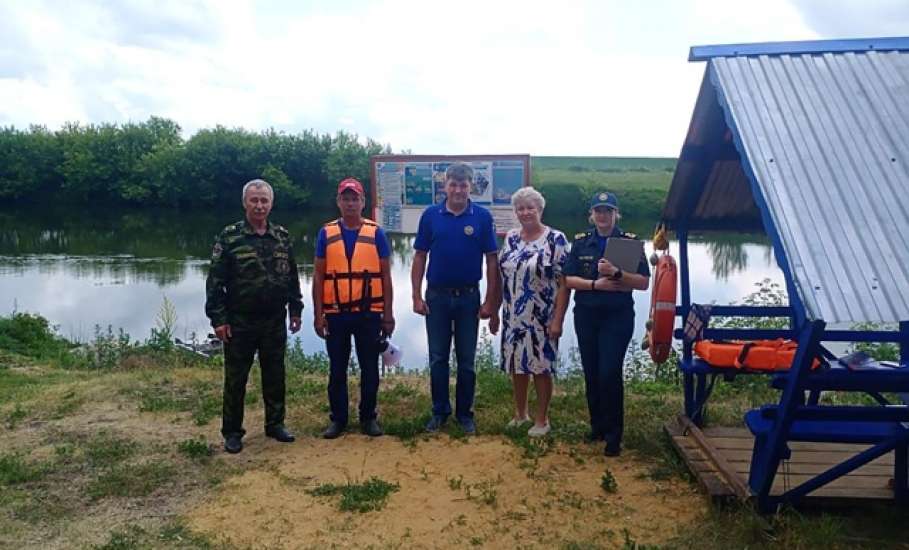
322, 219, 384, 314
693, 339, 821, 371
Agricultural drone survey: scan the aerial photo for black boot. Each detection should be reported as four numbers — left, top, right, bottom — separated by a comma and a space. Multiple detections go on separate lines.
361, 419, 384, 437
265, 425, 296, 443
224, 434, 243, 454
322, 421, 346, 439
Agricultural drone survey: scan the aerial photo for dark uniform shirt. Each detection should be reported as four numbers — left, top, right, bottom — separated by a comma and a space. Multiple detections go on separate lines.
563, 226, 650, 310
205, 219, 304, 327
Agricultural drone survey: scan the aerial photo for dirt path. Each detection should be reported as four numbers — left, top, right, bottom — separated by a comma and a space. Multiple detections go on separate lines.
188, 433, 705, 549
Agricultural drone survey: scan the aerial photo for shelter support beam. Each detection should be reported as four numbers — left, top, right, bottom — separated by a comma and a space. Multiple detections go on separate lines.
748, 319, 826, 512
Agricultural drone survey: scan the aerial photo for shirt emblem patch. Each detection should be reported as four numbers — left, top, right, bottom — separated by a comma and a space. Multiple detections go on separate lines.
212, 243, 222, 259
464, 225, 475, 236
276, 259, 290, 275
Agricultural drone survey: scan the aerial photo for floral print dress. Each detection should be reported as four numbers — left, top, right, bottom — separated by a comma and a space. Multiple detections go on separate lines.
499, 226, 569, 375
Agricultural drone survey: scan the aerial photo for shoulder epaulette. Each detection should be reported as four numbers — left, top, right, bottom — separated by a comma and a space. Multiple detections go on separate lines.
272, 224, 289, 235
574, 231, 590, 240
622, 231, 639, 239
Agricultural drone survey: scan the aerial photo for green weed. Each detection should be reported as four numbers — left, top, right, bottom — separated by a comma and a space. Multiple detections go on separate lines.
84, 432, 137, 467
600, 470, 618, 493
87, 461, 175, 499
0, 453, 47, 485
306, 476, 400, 513
5, 402, 27, 428
92, 525, 147, 550
177, 437, 214, 460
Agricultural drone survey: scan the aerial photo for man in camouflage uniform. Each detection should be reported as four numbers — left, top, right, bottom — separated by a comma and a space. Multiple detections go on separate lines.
205, 178, 303, 454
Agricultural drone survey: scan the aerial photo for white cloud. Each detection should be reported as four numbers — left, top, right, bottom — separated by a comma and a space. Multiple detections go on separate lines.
0, 0, 901, 155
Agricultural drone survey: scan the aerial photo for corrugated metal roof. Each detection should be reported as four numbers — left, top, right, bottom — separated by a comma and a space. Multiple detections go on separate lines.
664, 39, 909, 324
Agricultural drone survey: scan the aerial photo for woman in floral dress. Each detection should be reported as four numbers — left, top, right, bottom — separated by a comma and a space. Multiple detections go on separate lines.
496, 187, 570, 437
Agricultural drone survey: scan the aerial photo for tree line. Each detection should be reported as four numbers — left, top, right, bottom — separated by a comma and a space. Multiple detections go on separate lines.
0, 117, 391, 209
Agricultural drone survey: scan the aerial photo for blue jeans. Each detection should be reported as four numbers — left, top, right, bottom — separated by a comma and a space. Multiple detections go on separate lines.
425, 286, 480, 421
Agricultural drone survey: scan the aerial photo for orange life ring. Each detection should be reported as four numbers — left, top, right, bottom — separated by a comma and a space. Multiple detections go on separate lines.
647, 253, 677, 363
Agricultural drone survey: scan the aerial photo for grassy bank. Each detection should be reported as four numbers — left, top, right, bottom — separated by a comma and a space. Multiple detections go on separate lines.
532, 156, 675, 225
1, 306, 907, 548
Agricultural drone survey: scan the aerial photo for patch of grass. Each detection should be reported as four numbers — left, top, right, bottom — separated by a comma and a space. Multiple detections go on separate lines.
0, 366, 77, 406
447, 475, 464, 491
562, 542, 604, 550
93, 525, 148, 550
600, 470, 618, 493
51, 390, 84, 418
467, 479, 498, 508
306, 476, 400, 513
177, 437, 214, 460
84, 432, 137, 467
87, 461, 175, 499
5, 402, 27, 429
132, 377, 221, 426
0, 453, 47, 485
503, 424, 555, 460
158, 521, 217, 548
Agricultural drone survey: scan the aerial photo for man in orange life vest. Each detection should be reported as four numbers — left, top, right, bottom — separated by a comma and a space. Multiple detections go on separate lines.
312, 178, 395, 439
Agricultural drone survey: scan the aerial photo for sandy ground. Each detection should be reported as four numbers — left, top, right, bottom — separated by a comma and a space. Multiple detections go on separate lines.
2, 366, 706, 549
187, 432, 705, 549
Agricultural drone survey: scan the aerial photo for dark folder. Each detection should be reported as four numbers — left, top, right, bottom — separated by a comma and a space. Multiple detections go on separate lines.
603, 238, 644, 273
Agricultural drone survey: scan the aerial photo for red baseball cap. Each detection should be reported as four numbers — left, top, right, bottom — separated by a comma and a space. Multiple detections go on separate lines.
337, 178, 364, 195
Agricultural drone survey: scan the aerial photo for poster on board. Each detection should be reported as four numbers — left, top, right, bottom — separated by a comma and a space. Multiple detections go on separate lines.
371, 155, 531, 234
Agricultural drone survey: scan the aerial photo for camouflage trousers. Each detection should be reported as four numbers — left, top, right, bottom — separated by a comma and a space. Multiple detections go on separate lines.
221, 314, 287, 438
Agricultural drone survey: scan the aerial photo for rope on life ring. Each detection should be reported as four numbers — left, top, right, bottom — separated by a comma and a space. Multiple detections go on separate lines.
642, 223, 677, 364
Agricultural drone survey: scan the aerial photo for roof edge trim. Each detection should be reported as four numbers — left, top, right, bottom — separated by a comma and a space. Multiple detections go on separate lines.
689, 36, 909, 62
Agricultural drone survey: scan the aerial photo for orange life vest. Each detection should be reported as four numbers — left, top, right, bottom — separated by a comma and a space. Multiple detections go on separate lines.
693, 339, 821, 372
322, 219, 384, 314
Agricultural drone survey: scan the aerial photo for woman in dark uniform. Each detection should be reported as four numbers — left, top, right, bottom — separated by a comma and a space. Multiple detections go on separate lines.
563, 191, 650, 456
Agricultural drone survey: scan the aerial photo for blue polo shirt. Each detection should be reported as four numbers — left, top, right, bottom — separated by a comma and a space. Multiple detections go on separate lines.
413, 200, 497, 287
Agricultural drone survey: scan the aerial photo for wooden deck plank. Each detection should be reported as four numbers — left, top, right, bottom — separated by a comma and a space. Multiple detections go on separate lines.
665, 419, 902, 505
710, 448, 894, 465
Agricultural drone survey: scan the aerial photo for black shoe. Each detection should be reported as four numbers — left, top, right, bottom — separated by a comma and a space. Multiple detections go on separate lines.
604, 441, 621, 457
265, 425, 296, 443
361, 419, 384, 437
425, 415, 447, 432
224, 434, 243, 454
322, 421, 346, 439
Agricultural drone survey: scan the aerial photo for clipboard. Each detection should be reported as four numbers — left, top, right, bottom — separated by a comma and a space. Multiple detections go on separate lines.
603, 238, 644, 273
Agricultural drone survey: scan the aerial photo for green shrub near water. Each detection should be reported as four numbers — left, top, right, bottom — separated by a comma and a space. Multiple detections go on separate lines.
0, 312, 70, 359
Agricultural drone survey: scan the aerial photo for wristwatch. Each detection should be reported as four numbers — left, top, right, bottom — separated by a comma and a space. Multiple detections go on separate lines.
610, 268, 623, 281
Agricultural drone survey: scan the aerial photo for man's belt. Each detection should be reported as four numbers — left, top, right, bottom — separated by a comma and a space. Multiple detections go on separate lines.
428, 285, 479, 297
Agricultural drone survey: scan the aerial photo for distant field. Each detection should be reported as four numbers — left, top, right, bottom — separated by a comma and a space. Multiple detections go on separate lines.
529, 156, 677, 224
532, 156, 676, 173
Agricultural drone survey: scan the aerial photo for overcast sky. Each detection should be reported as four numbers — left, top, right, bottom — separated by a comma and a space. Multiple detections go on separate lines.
1, 0, 906, 157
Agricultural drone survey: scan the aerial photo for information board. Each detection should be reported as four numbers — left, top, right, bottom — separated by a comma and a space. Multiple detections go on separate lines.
370, 154, 531, 234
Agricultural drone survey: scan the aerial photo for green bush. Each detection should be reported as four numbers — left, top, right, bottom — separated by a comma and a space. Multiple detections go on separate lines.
0, 312, 69, 359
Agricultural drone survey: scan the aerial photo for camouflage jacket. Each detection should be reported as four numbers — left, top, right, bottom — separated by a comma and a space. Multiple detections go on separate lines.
205, 219, 304, 327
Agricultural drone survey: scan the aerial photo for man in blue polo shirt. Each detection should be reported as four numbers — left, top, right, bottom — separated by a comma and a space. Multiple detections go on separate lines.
411, 162, 499, 434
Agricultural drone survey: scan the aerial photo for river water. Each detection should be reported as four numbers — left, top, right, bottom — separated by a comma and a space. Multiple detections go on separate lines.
0, 207, 784, 368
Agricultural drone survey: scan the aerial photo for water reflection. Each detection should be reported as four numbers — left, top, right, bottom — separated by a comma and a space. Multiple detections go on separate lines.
0, 207, 784, 367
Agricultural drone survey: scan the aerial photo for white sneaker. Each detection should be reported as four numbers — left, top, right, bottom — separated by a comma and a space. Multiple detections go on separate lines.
506, 416, 532, 428
528, 423, 551, 437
